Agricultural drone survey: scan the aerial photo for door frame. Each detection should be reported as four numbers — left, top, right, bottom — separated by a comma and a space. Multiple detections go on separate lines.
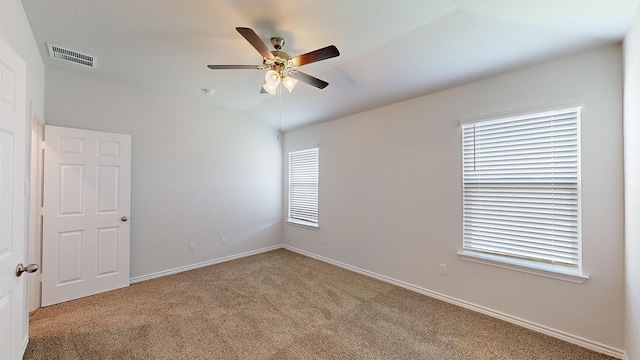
27, 110, 44, 311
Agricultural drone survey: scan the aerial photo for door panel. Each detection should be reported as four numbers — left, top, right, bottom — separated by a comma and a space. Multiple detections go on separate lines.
59, 164, 84, 215
57, 230, 83, 284
97, 166, 119, 212
0, 130, 14, 250
0, 293, 11, 354
0, 38, 28, 360
42, 125, 131, 306
97, 227, 119, 276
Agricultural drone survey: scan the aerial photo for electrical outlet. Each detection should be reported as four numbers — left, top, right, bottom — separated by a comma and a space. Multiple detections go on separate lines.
188, 242, 195, 251
439, 264, 447, 276
220, 236, 227, 245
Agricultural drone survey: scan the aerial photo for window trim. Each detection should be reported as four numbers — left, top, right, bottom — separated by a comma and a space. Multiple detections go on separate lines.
460, 106, 588, 282
287, 147, 319, 229
457, 251, 588, 283
286, 218, 319, 229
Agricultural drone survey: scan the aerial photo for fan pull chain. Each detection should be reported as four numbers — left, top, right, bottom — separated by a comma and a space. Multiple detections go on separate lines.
277, 83, 282, 139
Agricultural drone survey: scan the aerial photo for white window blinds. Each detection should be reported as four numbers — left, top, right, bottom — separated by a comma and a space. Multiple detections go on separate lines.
461, 108, 580, 267
288, 147, 319, 227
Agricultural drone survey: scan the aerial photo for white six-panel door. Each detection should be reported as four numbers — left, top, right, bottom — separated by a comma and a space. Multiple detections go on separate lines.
42, 125, 131, 306
0, 38, 28, 360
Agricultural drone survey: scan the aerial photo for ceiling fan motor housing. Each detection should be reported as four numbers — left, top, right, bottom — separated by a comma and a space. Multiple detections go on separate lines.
271, 37, 285, 50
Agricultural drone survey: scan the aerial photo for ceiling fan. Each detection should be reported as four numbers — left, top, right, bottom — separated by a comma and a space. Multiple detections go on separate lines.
207, 27, 340, 94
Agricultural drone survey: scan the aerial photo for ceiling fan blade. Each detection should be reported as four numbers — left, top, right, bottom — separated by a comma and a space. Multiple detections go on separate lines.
236, 27, 275, 59
207, 65, 262, 70
291, 71, 329, 89
260, 86, 267, 94
291, 45, 340, 67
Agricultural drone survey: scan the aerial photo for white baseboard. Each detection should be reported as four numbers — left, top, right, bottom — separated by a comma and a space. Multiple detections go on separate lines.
284, 245, 625, 359
129, 244, 284, 284
22, 336, 29, 359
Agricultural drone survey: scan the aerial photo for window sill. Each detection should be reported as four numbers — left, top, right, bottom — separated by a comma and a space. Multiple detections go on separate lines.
457, 251, 589, 284
286, 219, 319, 230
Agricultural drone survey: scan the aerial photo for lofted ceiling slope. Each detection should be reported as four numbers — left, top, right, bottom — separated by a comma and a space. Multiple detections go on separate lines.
21, 0, 640, 131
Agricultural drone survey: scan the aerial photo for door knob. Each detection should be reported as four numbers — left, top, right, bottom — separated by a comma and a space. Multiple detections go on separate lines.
121, 216, 128, 222
16, 263, 39, 277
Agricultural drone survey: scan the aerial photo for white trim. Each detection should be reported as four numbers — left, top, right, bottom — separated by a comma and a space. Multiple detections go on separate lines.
576, 109, 584, 271
622, 351, 629, 360
286, 219, 319, 229
283, 245, 624, 359
285, 143, 320, 153
28, 111, 45, 312
129, 244, 284, 284
22, 336, 29, 358
459, 104, 583, 125
458, 251, 589, 284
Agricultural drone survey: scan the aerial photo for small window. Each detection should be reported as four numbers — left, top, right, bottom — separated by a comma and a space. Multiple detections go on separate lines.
461, 108, 582, 276
288, 147, 319, 228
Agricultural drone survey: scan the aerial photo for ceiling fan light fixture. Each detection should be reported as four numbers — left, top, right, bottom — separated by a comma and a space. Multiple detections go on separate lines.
283, 76, 298, 93
265, 69, 281, 86
263, 82, 278, 95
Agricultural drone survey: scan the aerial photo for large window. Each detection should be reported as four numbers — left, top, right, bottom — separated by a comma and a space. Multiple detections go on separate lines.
288, 147, 319, 228
461, 108, 583, 279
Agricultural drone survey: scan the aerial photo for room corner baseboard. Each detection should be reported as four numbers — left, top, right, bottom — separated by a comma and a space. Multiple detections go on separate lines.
22, 336, 29, 359
283, 245, 625, 359
129, 244, 285, 284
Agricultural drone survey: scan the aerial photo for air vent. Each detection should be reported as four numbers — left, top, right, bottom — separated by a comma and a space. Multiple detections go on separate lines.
47, 43, 95, 68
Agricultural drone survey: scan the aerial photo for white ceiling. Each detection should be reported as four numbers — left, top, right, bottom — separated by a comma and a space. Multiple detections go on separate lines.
21, 0, 640, 131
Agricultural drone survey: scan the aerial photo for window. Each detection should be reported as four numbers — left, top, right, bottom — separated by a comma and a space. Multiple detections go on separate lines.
288, 147, 319, 228
460, 107, 585, 281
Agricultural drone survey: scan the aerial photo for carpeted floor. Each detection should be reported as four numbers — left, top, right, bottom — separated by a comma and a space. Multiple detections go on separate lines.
24, 249, 615, 359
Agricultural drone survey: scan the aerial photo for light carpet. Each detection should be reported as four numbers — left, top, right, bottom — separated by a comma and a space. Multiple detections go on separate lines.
24, 249, 615, 359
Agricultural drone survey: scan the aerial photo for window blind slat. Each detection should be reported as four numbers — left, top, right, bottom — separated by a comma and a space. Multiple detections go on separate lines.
462, 108, 580, 267
464, 240, 579, 256
289, 148, 319, 225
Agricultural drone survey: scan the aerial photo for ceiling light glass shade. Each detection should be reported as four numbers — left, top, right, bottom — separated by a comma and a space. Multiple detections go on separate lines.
283, 76, 298, 92
262, 82, 278, 95
264, 69, 281, 86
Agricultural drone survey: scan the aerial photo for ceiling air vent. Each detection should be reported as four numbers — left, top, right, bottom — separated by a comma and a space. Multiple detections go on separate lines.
47, 43, 95, 68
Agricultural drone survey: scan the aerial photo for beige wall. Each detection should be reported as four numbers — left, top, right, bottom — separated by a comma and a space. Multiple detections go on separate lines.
44, 69, 283, 279
624, 8, 640, 360
283, 45, 624, 352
